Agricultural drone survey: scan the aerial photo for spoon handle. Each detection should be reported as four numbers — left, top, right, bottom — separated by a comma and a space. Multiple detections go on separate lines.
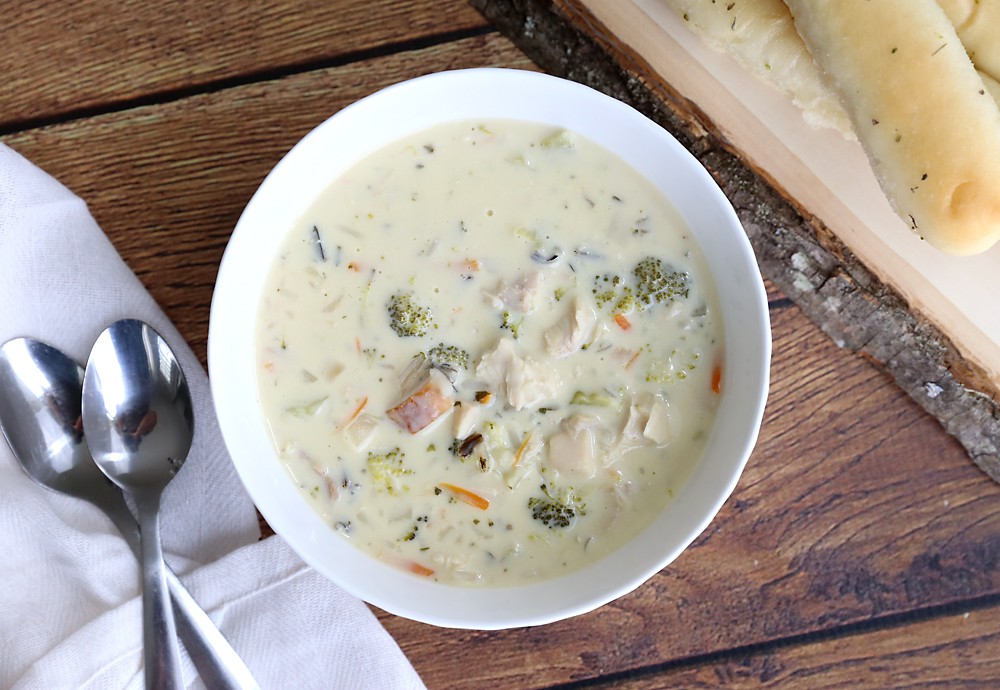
96, 492, 260, 689
169, 572, 262, 690
137, 499, 185, 690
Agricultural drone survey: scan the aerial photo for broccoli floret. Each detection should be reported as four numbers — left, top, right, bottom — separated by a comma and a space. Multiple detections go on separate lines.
592, 274, 636, 313
501, 311, 523, 339
646, 349, 699, 384
528, 484, 586, 529
427, 343, 469, 370
634, 257, 690, 308
387, 293, 433, 337
399, 515, 428, 543
592, 273, 622, 309
367, 448, 410, 495
615, 290, 637, 314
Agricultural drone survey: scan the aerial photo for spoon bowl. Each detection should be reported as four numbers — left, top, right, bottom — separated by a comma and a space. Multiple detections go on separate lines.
82, 321, 193, 493
0, 338, 124, 506
0, 335, 259, 690
83, 319, 194, 690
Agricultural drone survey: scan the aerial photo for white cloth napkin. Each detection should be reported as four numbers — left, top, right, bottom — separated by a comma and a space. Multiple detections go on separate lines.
0, 143, 427, 690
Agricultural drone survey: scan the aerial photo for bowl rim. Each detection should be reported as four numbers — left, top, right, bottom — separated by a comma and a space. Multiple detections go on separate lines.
209, 67, 771, 629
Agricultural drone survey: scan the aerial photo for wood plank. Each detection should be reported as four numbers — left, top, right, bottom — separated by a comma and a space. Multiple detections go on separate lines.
470, 0, 1000, 484
764, 278, 788, 304
8, 18, 1000, 690
1, 33, 536, 367
376, 302, 1000, 690
598, 605, 1000, 689
1, 0, 489, 130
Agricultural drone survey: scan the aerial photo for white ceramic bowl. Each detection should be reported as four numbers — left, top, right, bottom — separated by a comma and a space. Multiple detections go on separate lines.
209, 68, 770, 630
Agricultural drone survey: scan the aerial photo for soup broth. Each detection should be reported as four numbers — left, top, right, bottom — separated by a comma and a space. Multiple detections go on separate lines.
255, 119, 723, 586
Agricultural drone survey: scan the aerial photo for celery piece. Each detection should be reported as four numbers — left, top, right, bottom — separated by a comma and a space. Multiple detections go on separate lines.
286, 396, 328, 419
541, 131, 576, 149
514, 226, 542, 249
570, 391, 615, 407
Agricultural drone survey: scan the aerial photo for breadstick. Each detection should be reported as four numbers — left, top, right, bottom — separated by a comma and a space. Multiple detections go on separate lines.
937, 0, 1000, 84
784, 0, 1000, 255
667, 0, 852, 134
982, 70, 1000, 105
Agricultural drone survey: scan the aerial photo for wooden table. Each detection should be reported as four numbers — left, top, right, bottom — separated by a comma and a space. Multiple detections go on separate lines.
5, 1, 1000, 687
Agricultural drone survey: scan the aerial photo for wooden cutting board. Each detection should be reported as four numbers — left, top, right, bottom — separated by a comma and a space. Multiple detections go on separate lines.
474, 0, 1000, 481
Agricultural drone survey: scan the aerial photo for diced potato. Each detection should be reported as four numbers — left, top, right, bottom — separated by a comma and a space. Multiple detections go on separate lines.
453, 401, 481, 439
345, 412, 379, 451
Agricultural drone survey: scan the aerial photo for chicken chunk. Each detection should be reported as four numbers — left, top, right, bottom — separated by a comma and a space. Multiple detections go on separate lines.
476, 337, 561, 410
547, 414, 600, 479
643, 400, 677, 446
544, 297, 597, 358
483, 270, 542, 313
608, 393, 656, 464
386, 368, 453, 433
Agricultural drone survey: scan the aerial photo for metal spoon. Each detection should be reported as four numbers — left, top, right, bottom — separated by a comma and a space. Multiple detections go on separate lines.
0, 336, 259, 690
80, 320, 194, 689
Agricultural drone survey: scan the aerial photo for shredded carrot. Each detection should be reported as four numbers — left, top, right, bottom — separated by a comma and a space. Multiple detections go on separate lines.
711, 363, 722, 394
347, 261, 362, 272
624, 351, 641, 370
614, 313, 631, 330
457, 259, 480, 272
263, 361, 274, 372
345, 397, 368, 424
407, 562, 435, 577
355, 337, 362, 356
513, 433, 533, 466
439, 483, 490, 510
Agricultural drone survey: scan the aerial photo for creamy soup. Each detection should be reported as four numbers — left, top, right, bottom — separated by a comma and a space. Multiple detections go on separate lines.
255, 119, 723, 586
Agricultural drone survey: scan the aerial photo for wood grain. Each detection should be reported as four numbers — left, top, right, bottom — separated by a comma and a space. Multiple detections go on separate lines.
597, 605, 1000, 689
376, 301, 1000, 690
2, 33, 536, 367
1, 0, 489, 130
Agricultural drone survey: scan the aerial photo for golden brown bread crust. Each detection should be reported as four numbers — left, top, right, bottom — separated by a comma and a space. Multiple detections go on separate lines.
784, 0, 1000, 255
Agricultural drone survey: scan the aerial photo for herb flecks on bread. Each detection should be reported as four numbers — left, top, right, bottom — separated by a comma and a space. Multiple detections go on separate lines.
784, 0, 1000, 255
